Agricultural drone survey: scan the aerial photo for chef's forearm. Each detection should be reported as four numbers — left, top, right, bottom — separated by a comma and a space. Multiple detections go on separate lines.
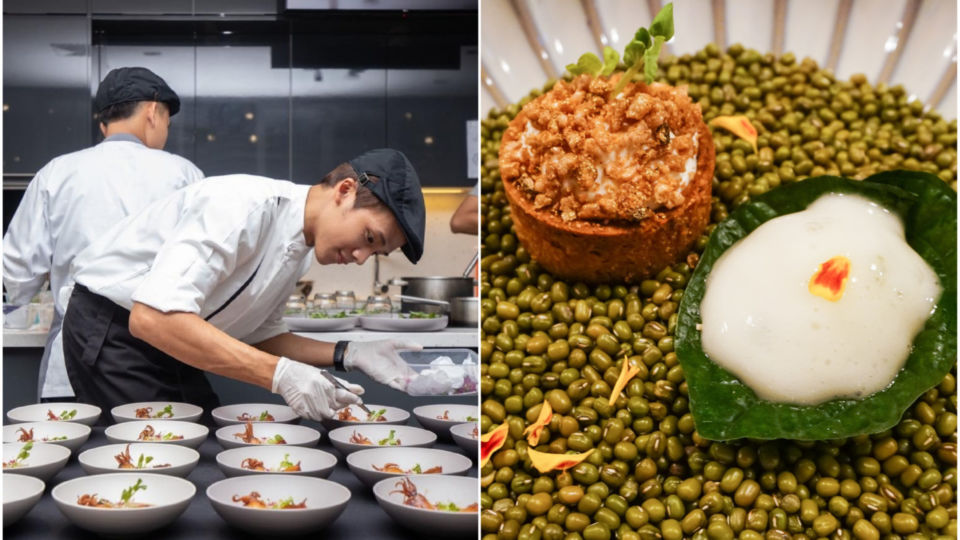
252, 332, 336, 367
128, 302, 278, 390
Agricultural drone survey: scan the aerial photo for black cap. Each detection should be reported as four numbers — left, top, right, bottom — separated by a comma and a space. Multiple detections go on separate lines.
348, 149, 426, 264
94, 67, 181, 116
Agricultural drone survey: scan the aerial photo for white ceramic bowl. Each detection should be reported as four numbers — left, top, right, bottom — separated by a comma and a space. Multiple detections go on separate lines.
215, 422, 320, 449
6, 402, 101, 426
111, 401, 203, 423
327, 425, 436, 456
2, 422, 92, 453
320, 404, 410, 430
372, 474, 478, 535
78, 443, 200, 478
216, 446, 337, 478
104, 420, 208, 449
210, 403, 299, 427
412, 404, 478, 438
51, 472, 195, 535
346, 447, 474, 488
206, 474, 351, 535
3, 473, 45, 526
449, 422, 479, 457
2, 441, 71, 482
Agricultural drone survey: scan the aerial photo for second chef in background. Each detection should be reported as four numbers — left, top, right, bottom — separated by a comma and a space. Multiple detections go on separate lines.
61, 148, 427, 422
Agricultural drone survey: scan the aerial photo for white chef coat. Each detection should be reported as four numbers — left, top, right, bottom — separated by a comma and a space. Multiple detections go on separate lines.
70, 175, 313, 345
3, 134, 204, 398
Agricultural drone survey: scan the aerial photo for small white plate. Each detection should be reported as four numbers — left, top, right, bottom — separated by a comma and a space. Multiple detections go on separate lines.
111, 402, 203, 423
7, 402, 101, 426
283, 315, 358, 332
215, 422, 320, 449
373, 475, 477, 535
210, 403, 299, 427
2, 422, 91, 453
207, 474, 351, 535
104, 420, 208, 449
3, 473, 45, 527
320, 404, 410, 431
359, 314, 449, 332
51, 472, 195, 535
449, 422, 479, 457
2, 441, 71, 482
327, 425, 436, 456
346, 447, 473, 488
412, 404, 479, 438
78, 443, 200, 478
216, 446, 337, 478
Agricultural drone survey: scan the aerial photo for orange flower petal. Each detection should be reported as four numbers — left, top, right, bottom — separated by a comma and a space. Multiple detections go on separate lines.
608, 359, 642, 407
480, 423, 509, 468
710, 115, 758, 154
527, 447, 595, 474
809, 255, 851, 302
522, 402, 553, 446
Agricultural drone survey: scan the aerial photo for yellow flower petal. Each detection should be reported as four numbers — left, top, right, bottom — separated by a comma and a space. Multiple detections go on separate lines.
527, 447, 595, 474
809, 255, 851, 302
608, 358, 642, 407
710, 115, 758, 154
480, 423, 509, 468
522, 402, 553, 446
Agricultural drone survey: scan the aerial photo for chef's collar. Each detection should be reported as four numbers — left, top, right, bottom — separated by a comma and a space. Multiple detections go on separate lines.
102, 133, 144, 145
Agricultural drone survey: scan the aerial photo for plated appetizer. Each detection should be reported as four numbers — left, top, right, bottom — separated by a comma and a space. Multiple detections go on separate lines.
240, 454, 301, 472
234, 422, 286, 445
77, 478, 151, 509
47, 409, 78, 421
16, 427, 66, 442
114, 444, 171, 469
435, 410, 477, 421
232, 491, 306, 509
372, 463, 442, 474
3, 442, 32, 469
137, 425, 183, 442
337, 408, 387, 422
391, 479, 477, 512
348, 429, 402, 446
135, 405, 174, 419
237, 410, 275, 422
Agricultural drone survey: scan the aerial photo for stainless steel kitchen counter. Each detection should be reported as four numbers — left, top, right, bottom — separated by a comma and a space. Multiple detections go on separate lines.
4, 418, 479, 539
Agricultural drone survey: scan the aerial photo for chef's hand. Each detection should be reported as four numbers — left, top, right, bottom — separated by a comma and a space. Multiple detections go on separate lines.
343, 340, 420, 391
272, 357, 365, 420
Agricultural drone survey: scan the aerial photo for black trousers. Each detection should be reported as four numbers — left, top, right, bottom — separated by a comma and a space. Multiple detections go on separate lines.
62, 284, 221, 425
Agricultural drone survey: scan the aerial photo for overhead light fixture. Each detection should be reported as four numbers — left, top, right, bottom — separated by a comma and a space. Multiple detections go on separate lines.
245, 112, 254, 120
249, 134, 258, 143
424, 136, 434, 145
3, 104, 8, 112
222, 30, 233, 35
206, 134, 216, 142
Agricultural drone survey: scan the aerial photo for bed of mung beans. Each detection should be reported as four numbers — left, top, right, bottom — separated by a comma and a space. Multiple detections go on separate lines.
479, 43, 957, 540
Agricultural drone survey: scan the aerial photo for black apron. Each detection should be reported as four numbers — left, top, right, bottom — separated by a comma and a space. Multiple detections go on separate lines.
62, 284, 222, 425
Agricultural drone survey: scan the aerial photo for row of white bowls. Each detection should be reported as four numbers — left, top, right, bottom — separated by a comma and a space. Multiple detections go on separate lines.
3, 401, 479, 534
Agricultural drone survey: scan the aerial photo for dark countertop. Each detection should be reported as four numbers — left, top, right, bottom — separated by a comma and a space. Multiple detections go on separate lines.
4, 419, 479, 539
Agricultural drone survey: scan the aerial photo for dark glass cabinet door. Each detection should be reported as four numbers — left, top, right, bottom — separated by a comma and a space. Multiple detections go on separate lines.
3, 15, 91, 173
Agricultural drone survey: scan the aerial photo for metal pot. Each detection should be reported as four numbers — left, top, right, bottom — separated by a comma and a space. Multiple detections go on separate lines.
450, 297, 478, 327
396, 276, 474, 314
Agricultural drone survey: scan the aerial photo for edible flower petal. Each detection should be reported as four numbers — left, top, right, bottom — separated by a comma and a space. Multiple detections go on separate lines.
608, 358, 643, 407
709, 115, 758, 154
809, 255, 851, 302
480, 423, 509, 468
527, 447, 595, 474
522, 402, 553, 446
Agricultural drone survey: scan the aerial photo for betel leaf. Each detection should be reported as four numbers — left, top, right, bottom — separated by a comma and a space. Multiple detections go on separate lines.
601, 46, 620, 77
676, 172, 957, 441
566, 52, 604, 76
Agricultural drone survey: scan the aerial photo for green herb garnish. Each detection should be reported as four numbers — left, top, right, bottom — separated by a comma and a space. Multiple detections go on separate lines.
266, 434, 286, 445
162, 432, 177, 440
59, 409, 78, 420
411, 463, 422, 474
136, 454, 154, 469
5, 441, 33, 468
378, 430, 400, 446
366, 409, 386, 421
406, 311, 439, 319
275, 497, 297, 509
279, 453, 296, 470
259, 411, 272, 421
676, 171, 957, 440
309, 311, 349, 319
435, 502, 460, 512
45, 435, 68, 441
564, 3, 674, 98
120, 478, 147, 505
155, 405, 174, 418
466, 416, 478, 422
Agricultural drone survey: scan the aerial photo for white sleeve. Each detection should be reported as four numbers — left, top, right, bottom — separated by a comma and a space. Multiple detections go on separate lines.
3, 167, 52, 305
130, 194, 274, 314
242, 294, 291, 344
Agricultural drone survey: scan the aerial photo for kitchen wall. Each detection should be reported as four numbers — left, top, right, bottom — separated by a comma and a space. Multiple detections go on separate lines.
301, 190, 478, 299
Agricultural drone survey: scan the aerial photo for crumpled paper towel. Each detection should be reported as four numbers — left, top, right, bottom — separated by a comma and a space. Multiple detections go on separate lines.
406, 356, 478, 396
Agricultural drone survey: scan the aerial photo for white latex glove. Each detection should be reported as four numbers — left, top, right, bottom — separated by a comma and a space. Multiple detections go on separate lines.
343, 339, 421, 391
271, 357, 365, 420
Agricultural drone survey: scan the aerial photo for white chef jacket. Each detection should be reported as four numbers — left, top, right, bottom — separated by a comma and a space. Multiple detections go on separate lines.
3, 134, 204, 398
70, 175, 313, 345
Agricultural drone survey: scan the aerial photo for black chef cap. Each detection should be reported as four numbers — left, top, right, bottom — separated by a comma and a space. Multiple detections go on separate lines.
348, 149, 426, 264
94, 67, 180, 116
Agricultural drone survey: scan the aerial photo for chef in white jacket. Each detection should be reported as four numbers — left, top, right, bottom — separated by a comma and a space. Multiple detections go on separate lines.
3, 67, 203, 402
62, 149, 426, 422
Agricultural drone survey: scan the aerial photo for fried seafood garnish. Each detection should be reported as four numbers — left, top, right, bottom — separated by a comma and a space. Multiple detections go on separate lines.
389, 478, 478, 512
114, 444, 170, 469
137, 424, 183, 441
233, 421, 285, 445
349, 430, 372, 445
